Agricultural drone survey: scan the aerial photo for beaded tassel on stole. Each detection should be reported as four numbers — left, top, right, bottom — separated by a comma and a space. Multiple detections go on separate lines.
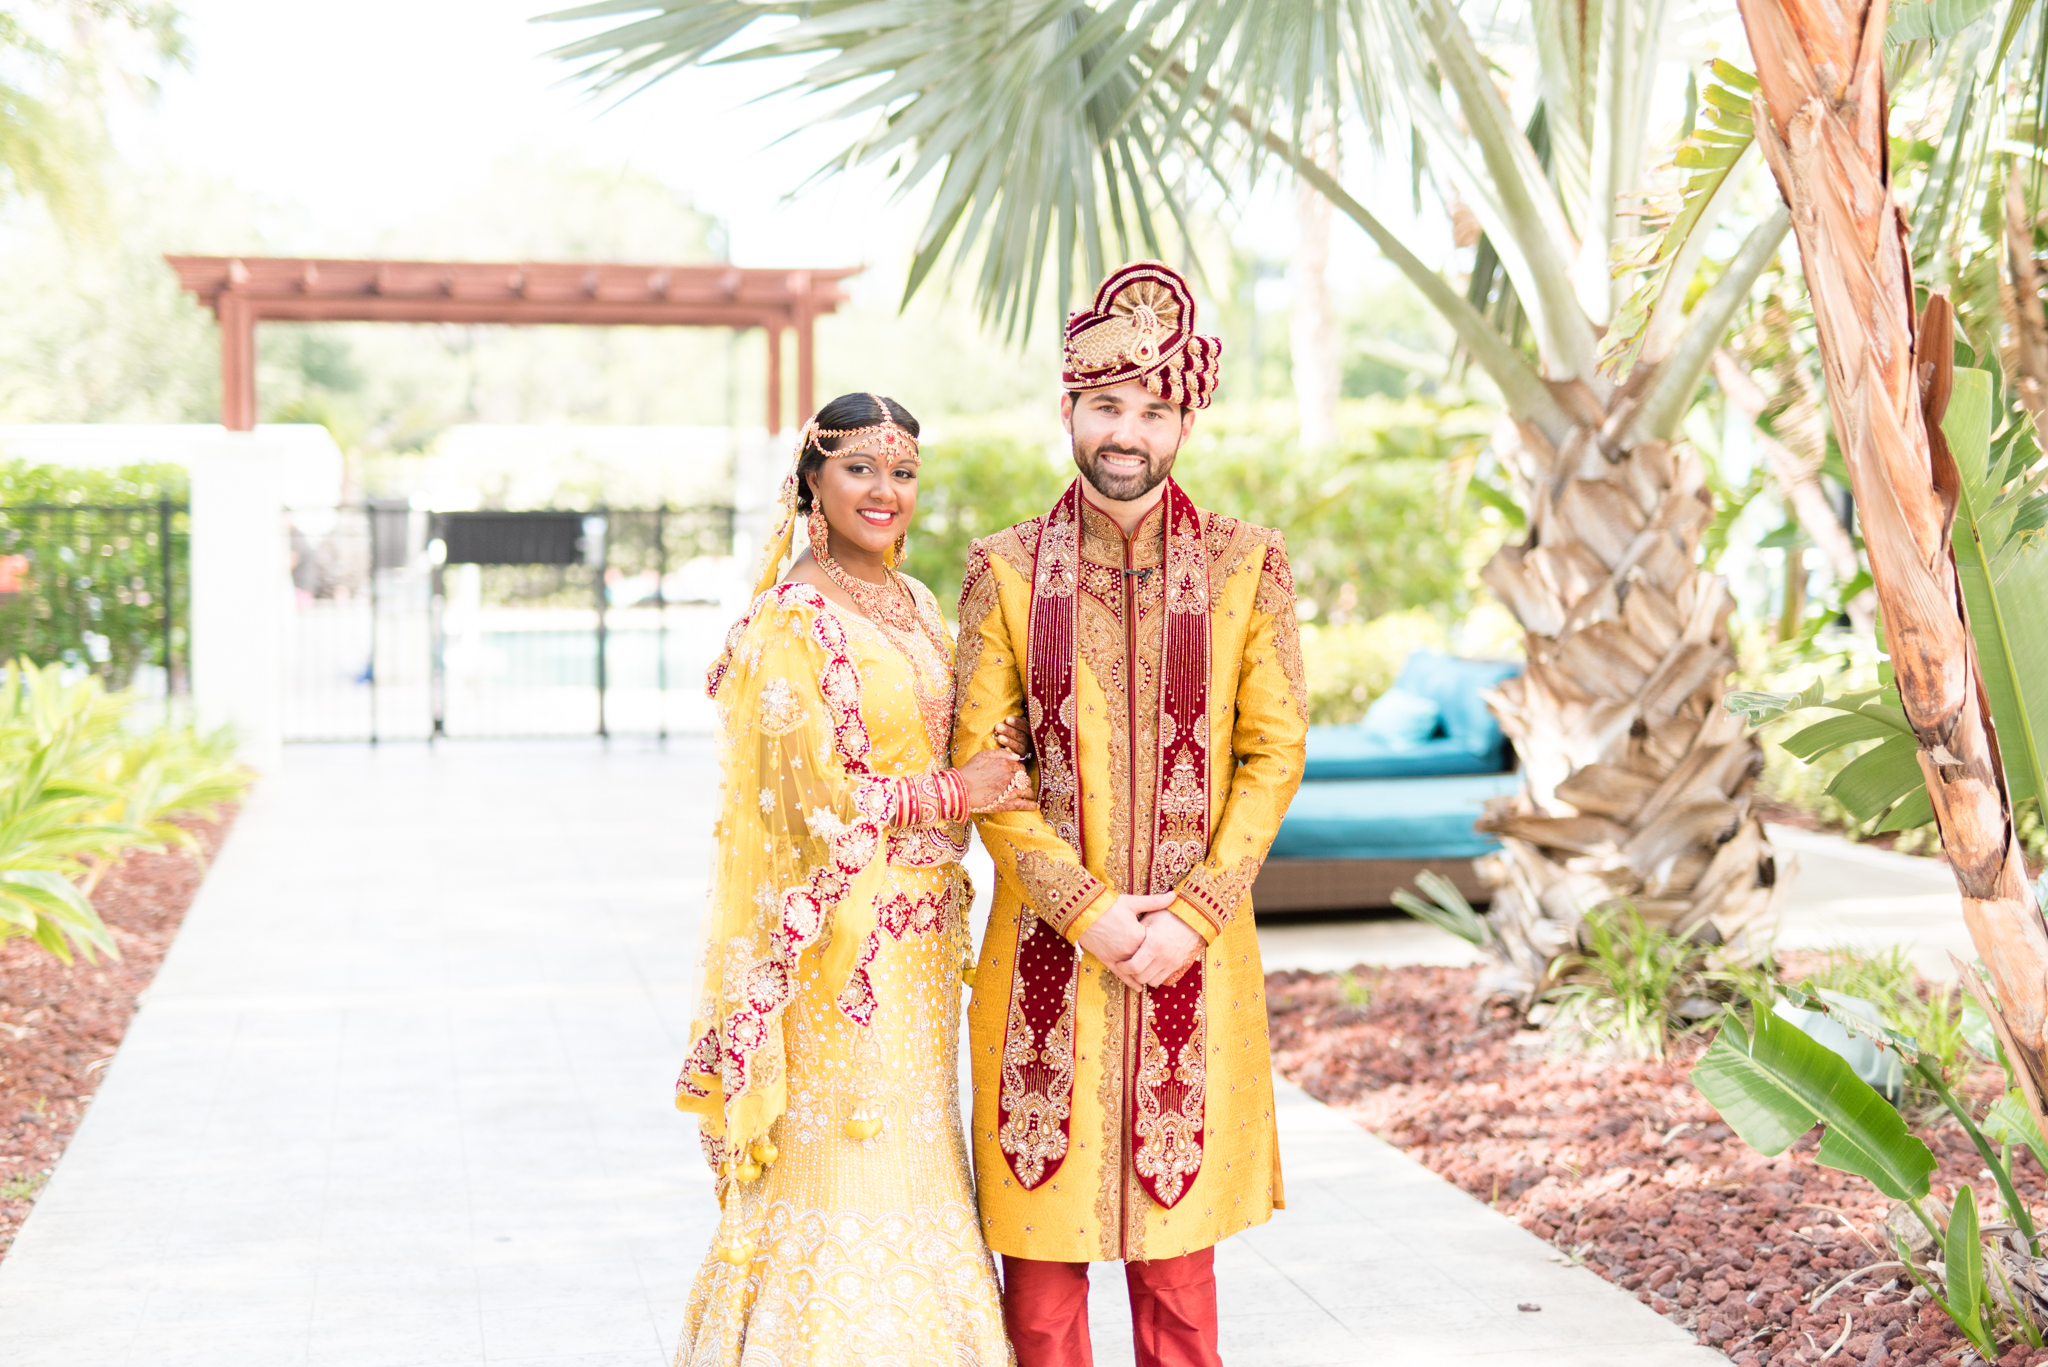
843, 1021, 885, 1141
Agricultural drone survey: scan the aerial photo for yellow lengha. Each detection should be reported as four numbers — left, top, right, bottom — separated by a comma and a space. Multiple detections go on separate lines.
955, 496, 1308, 1264
674, 577, 1011, 1367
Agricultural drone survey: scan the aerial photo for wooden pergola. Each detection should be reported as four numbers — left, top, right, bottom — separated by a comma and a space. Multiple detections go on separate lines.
165, 256, 861, 433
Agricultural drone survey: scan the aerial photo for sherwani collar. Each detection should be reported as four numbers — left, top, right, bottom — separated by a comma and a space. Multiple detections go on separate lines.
1077, 494, 1167, 568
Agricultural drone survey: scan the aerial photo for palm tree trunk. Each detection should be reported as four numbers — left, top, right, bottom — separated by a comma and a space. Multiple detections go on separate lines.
1261, 127, 1786, 995
1738, 0, 2048, 1122
1474, 394, 1785, 996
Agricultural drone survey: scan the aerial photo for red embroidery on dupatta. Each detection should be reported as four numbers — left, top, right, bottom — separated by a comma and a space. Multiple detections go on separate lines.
689, 585, 885, 1115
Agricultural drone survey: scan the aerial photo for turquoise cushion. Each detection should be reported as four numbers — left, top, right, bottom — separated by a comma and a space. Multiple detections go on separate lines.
1302, 652, 1523, 780
1301, 732, 1504, 781
1392, 653, 1521, 757
1359, 687, 1442, 745
1270, 772, 1521, 860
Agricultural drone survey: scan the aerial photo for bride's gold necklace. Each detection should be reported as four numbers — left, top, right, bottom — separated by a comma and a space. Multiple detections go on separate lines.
812, 535, 920, 633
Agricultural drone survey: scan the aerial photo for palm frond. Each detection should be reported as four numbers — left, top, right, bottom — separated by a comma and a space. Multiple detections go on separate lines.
547, 1, 1185, 336
1600, 59, 1760, 379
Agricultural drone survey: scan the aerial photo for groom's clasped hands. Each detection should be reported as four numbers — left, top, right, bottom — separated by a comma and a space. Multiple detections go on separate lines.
976, 714, 1201, 990
1076, 894, 1203, 991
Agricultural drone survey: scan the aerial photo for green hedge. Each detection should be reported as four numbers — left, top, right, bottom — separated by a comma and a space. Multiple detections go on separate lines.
0, 462, 189, 690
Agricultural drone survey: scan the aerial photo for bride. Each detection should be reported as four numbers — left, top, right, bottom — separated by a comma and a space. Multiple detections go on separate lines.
675, 392, 1027, 1365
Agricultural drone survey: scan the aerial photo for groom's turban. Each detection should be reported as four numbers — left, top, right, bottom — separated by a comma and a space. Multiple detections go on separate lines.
1061, 261, 1222, 410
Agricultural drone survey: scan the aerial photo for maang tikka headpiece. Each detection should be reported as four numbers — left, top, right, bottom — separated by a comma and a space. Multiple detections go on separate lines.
744, 395, 920, 599
798, 393, 920, 465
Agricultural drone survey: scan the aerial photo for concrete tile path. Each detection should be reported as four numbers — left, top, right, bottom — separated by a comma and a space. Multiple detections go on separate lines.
0, 741, 1715, 1366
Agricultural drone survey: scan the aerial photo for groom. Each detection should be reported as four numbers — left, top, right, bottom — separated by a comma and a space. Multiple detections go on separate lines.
954, 261, 1307, 1367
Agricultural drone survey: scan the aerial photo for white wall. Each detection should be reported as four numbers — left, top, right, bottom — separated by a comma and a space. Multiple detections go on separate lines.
0, 424, 345, 770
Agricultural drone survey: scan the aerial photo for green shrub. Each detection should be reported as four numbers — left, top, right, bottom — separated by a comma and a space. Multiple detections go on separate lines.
899, 434, 1070, 613
1537, 904, 1770, 1059
0, 660, 249, 963
0, 461, 190, 690
1182, 398, 1500, 625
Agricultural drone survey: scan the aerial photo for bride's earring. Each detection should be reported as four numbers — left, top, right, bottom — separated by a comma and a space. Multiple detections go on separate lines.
807, 503, 833, 560
887, 530, 907, 568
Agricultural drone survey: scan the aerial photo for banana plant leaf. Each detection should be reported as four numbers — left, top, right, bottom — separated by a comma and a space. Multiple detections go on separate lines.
1825, 732, 1928, 822
1692, 1011, 1937, 1200
1983, 1091, 2048, 1175
1781, 710, 1911, 759
1946, 1183, 1988, 1338
1948, 368, 2048, 810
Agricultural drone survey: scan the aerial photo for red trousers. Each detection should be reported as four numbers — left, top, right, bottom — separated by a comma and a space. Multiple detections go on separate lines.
1001, 1248, 1221, 1367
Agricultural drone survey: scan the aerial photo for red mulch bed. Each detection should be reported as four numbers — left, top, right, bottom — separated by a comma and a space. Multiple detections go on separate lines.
0, 809, 236, 1261
1268, 963, 2048, 1367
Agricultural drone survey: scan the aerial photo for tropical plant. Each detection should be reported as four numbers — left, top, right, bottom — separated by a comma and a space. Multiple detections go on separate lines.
547, 1, 1797, 989
1529, 901, 1778, 1056
1693, 983, 2048, 1356
1392, 868, 1490, 947
1801, 946, 1977, 1106
1720, 275, 2048, 1128
0, 659, 249, 963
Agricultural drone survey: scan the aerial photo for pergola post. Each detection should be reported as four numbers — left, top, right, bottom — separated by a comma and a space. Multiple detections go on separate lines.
219, 288, 257, 433
793, 271, 816, 427
765, 324, 784, 435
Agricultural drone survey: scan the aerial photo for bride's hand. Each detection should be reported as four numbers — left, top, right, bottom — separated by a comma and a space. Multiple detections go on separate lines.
958, 748, 1037, 814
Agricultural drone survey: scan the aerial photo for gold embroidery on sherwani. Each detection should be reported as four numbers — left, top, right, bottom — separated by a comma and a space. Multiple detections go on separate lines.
1077, 502, 1166, 893
1014, 849, 1108, 932
959, 495, 1307, 1265
1178, 852, 1265, 933
1252, 534, 1310, 724
1093, 972, 1125, 1259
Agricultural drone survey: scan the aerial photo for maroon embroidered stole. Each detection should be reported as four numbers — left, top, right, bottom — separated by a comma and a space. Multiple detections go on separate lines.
997, 478, 1212, 1209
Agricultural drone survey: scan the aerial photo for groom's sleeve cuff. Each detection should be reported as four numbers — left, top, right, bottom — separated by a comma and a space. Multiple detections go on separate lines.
1164, 896, 1222, 945
1064, 886, 1118, 943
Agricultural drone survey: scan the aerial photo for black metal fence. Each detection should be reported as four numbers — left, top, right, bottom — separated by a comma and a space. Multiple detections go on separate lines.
0, 501, 188, 695
286, 503, 735, 742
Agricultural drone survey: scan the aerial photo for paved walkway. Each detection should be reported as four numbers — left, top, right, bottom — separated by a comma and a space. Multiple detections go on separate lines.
0, 742, 1717, 1366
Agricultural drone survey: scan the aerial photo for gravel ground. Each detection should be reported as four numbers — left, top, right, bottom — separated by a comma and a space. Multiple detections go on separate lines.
0, 811, 234, 1261
1268, 963, 2048, 1367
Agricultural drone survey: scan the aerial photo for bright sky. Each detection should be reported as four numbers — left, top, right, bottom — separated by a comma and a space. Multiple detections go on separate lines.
115, 0, 1476, 322
124, 1, 913, 272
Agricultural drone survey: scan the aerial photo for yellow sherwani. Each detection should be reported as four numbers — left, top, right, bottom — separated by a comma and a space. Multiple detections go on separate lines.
954, 493, 1308, 1263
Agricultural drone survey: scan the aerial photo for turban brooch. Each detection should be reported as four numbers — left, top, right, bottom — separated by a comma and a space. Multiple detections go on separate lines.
1061, 261, 1222, 410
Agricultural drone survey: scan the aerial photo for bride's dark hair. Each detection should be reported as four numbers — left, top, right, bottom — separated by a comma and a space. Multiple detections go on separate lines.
795, 392, 920, 513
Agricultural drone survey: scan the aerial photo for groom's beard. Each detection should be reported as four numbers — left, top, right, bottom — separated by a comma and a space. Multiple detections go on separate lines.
1074, 434, 1176, 503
